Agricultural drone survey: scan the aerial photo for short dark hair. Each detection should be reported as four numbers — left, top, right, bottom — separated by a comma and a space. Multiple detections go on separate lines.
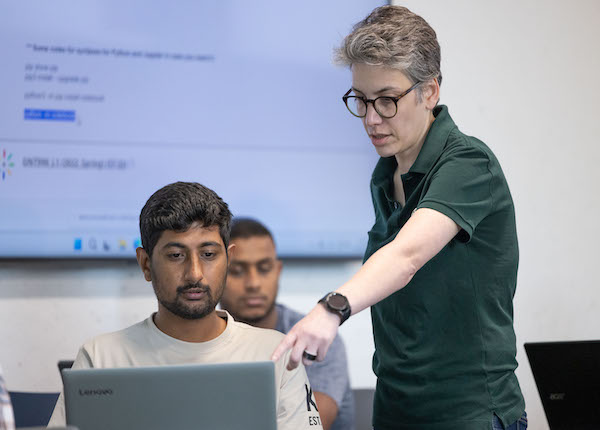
230, 218, 274, 243
140, 182, 232, 257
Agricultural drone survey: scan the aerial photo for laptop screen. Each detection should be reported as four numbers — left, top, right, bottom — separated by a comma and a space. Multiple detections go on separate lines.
62, 362, 277, 430
524, 340, 600, 430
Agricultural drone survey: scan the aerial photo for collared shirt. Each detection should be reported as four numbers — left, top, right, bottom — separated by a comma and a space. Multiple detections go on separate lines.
365, 105, 525, 430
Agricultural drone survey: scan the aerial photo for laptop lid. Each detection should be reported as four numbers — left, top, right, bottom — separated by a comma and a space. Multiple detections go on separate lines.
62, 361, 277, 430
24, 427, 78, 430
524, 340, 600, 430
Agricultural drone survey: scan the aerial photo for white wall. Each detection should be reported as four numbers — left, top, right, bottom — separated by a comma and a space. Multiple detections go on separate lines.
1, 1, 600, 429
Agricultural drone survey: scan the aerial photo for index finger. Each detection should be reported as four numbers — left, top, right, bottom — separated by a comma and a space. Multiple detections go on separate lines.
271, 330, 297, 362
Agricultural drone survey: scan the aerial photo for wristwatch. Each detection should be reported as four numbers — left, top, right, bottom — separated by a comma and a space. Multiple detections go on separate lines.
318, 292, 351, 326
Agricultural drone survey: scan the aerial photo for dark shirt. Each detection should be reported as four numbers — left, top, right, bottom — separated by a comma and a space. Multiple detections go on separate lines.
365, 105, 525, 429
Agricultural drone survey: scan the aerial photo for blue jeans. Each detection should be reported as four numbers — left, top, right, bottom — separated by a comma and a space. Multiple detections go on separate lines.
493, 412, 528, 429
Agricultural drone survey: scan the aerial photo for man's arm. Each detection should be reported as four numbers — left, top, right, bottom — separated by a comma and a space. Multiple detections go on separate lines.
313, 391, 337, 430
273, 208, 460, 368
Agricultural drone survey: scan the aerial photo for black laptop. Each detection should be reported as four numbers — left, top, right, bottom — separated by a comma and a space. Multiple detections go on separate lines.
524, 340, 600, 430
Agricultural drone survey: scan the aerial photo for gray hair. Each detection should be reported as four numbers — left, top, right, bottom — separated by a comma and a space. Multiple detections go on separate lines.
335, 5, 442, 91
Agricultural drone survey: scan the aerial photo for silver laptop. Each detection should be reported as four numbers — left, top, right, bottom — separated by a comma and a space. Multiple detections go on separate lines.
24, 427, 77, 430
22, 428, 77, 430
62, 362, 277, 430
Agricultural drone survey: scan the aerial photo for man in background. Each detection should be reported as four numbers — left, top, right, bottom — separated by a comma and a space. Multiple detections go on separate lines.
48, 182, 322, 430
220, 218, 354, 430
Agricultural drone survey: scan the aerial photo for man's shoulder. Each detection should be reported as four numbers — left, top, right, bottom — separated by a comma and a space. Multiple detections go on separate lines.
222, 318, 293, 364
81, 318, 150, 351
275, 303, 305, 332
230, 318, 285, 346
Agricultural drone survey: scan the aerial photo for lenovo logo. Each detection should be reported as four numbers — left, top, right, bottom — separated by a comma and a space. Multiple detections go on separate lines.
79, 388, 114, 396
549, 393, 565, 401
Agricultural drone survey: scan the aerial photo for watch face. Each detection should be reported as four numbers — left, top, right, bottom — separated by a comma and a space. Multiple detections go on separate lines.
328, 293, 347, 311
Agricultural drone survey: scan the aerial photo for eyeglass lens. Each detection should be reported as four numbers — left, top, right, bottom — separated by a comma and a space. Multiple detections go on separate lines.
348, 97, 397, 118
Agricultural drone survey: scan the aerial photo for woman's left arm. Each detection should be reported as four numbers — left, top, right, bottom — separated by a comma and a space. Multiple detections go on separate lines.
272, 208, 460, 369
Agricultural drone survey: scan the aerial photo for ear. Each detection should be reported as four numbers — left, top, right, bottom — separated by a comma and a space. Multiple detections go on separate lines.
226, 243, 236, 265
275, 258, 283, 277
422, 77, 440, 110
136, 247, 153, 282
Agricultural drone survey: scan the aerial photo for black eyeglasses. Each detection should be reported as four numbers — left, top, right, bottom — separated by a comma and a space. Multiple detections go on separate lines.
342, 81, 421, 118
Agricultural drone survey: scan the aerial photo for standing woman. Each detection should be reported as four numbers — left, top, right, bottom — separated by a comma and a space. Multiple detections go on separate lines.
272, 6, 527, 430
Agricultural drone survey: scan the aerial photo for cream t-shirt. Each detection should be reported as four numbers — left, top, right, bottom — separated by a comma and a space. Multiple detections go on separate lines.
48, 311, 322, 430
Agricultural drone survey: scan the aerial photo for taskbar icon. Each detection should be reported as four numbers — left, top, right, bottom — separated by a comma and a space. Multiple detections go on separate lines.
72, 236, 140, 255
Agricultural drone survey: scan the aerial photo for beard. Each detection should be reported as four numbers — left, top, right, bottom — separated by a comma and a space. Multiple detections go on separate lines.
154, 278, 226, 320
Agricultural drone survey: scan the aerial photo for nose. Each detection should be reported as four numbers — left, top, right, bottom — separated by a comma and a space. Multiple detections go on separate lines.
244, 266, 261, 292
185, 254, 204, 283
364, 102, 383, 127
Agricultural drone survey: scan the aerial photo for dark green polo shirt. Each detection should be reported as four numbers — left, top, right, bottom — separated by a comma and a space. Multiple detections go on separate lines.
365, 105, 525, 430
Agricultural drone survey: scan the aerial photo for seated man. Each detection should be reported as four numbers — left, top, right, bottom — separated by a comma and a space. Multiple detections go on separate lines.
48, 182, 322, 430
220, 218, 355, 430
